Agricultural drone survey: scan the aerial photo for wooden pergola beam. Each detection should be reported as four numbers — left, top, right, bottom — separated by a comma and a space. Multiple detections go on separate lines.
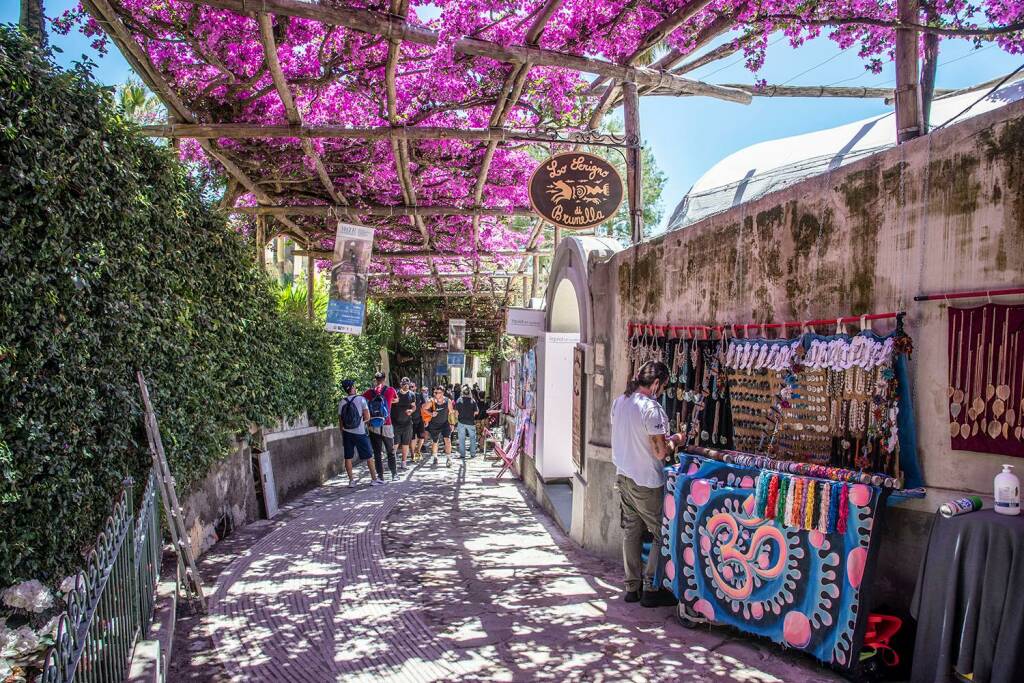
372, 291, 502, 299
369, 272, 517, 279
138, 123, 626, 146
592, 83, 956, 99
256, 12, 347, 208
230, 205, 534, 217
297, 248, 551, 259
182, 0, 750, 104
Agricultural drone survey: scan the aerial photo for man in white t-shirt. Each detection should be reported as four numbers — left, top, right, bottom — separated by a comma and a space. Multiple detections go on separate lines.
611, 360, 682, 605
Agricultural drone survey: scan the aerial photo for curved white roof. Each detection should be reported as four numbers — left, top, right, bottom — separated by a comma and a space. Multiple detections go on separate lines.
667, 74, 1024, 230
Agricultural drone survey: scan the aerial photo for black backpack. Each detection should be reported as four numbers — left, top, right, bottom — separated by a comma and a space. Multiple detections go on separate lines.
340, 396, 362, 430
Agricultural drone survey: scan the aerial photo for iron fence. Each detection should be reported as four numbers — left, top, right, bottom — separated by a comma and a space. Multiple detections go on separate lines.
41, 467, 162, 683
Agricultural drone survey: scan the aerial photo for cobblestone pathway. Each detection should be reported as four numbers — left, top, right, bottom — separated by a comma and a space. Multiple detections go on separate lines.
170, 457, 843, 682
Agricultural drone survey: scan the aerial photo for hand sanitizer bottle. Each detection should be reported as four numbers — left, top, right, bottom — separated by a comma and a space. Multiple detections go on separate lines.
994, 464, 1020, 516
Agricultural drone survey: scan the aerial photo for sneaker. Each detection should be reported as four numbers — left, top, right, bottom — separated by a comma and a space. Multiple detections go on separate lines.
623, 590, 641, 603
398, 463, 407, 471
432, 456, 438, 466
348, 480, 356, 488
371, 479, 384, 486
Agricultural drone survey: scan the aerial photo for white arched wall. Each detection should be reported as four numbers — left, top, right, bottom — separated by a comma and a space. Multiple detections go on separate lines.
531, 237, 622, 540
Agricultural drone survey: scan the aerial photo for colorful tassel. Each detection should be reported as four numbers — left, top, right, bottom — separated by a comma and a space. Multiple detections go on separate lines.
837, 483, 850, 533
779, 476, 791, 526
754, 473, 768, 517
817, 483, 830, 533
828, 482, 841, 534
804, 480, 816, 531
790, 478, 804, 528
766, 474, 780, 519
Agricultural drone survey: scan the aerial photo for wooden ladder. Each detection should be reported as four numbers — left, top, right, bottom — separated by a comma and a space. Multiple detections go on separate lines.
136, 371, 208, 612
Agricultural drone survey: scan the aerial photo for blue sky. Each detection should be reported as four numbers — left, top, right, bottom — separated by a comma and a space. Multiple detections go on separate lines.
4, 1, 1019, 229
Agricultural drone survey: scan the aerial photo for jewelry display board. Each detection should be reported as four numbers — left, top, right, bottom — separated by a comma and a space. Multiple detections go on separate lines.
627, 322, 917, 486
948, 304, 1024, 457
654, 449, 894, 674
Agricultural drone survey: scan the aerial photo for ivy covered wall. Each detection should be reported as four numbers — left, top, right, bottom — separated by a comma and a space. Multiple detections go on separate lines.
0, 30, 336, 586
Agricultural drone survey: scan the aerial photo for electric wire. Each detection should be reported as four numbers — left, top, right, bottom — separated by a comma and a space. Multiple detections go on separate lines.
933, 62, 1024, 130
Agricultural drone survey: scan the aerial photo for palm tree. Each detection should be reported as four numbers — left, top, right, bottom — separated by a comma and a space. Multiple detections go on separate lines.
118, 79, 166, 125
20, 0, 46, 48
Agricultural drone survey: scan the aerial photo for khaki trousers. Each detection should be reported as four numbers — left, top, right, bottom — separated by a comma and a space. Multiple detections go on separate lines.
616, 474, 664, 592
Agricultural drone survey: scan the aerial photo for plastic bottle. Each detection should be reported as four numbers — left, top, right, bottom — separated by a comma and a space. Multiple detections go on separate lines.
994, 464, 1020, 516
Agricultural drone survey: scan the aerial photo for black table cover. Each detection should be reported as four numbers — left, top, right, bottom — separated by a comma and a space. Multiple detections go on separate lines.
910, 510, 1024, 683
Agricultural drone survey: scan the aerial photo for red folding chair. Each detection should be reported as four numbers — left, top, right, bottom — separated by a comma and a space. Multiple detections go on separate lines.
483, 423, 523, 480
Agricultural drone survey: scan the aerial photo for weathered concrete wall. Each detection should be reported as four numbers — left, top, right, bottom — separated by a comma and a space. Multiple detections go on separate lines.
265, 415, 343, 505
181, 438, 259, 559
573, 99, 1024, 605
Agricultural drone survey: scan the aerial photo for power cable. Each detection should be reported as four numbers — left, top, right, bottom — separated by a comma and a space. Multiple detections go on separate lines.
780, 45, 852, 85
933, 62, 1024, 130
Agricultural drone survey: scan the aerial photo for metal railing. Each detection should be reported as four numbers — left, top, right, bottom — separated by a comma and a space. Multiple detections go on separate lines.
41, 467, 162, 683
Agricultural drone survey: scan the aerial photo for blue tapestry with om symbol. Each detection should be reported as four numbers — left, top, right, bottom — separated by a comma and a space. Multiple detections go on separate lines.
656, 456, 887, 671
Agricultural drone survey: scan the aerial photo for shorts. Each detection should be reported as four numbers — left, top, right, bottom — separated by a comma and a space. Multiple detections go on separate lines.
413, 420, 425, 438
393, 421, 414, 446
342, 431, 373, 461
427, 423, 452, 442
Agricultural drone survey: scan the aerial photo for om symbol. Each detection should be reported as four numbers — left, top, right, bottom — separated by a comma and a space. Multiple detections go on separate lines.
703, 512, 787, 601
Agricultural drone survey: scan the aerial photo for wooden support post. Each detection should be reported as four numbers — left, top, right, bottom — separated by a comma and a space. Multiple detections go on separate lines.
256, 216, 266, 270
531, 254, 540, 301
306, 243, 315, 320
895, 0, 923, 143
623, 81, 644, 243
521, 275, 529, 306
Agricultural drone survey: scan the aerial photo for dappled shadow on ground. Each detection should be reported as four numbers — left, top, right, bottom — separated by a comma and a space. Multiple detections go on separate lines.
382, 457, 843, 682
168, 455, 843, 682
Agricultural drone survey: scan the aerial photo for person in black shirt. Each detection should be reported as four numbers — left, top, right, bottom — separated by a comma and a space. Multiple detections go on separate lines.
409, 380, 426, 460
454, 386, 479, 459
474, 392, 490, 456
392, 378, 417, 470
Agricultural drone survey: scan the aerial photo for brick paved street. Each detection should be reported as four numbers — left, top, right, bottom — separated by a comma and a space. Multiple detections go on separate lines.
170, 457, 844, 682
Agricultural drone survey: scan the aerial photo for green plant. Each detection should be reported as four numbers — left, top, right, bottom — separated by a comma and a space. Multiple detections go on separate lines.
0, 30, 335, 586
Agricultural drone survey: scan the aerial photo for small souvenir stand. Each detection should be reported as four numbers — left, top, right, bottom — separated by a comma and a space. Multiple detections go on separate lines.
628, 314, 921, 675
656, 447, 899, 673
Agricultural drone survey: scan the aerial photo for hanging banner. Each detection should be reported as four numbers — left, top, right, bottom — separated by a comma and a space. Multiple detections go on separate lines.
528, 152, 623, 230
326, 222, 374, 335
448, 318, 466, 359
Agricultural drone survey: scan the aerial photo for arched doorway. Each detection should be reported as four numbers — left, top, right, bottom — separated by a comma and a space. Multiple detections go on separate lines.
531, 236, 621, 537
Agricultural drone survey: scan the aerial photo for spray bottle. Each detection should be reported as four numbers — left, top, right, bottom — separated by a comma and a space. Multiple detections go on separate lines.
994, 464, 1020, 516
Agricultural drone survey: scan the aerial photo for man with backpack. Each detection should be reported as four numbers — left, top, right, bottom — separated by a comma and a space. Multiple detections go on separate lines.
363, 371, 399, 482
338, 379, 383, 488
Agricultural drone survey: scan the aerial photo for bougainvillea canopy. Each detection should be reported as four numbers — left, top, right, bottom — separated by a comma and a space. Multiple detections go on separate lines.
65, 0, 1023, 301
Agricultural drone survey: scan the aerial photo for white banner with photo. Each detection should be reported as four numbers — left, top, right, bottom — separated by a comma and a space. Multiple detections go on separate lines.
325, 222, 375, 335
448, 318, 466, 365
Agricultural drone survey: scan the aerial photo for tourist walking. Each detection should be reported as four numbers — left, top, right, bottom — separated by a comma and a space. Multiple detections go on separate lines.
409, 381, 426, 461
420, 386, 454, 467
364, 372, 399, 482
474, 391, 489, 456
610, 360, 682, 606
454, 386, 479, 459
393, 377, 417, 470
338, 379, 383, 487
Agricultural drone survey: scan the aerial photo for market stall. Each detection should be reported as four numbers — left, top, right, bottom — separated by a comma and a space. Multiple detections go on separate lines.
627, 314, 921, 674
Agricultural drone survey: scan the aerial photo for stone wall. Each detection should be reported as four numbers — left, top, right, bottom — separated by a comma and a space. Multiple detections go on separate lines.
573, 98, 1024, 607
180, 438, 259, 559
266, 425, 343, 505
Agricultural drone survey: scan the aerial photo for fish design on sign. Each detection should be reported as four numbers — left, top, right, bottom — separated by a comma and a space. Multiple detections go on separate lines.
528, 152, 624, 230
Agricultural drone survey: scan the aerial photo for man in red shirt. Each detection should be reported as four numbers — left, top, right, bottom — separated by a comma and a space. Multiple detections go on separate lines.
363, 372, 399, 481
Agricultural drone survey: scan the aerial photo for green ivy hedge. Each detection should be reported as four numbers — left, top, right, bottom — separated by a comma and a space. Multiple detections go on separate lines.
0, 29, 336, 586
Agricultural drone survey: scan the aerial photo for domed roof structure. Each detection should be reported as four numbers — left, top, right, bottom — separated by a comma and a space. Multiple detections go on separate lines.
667, 73, 1024, 231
